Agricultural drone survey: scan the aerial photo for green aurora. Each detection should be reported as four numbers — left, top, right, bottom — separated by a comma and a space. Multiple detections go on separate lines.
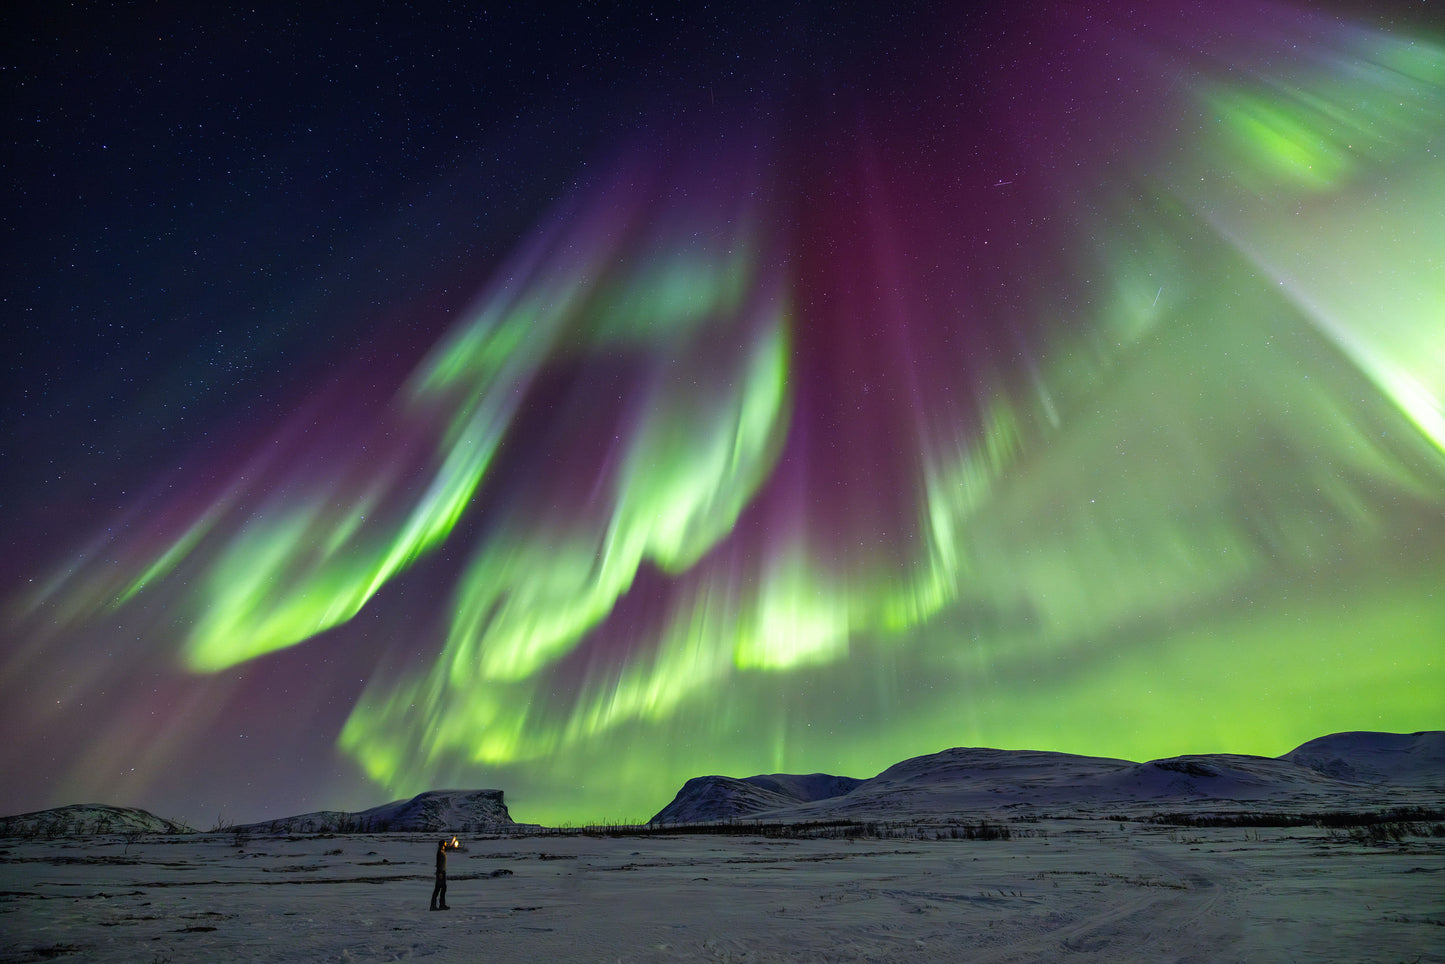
6, 9, 1443, 825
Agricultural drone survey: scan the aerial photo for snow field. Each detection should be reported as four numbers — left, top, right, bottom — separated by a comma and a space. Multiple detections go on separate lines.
2, 820, 1441, 962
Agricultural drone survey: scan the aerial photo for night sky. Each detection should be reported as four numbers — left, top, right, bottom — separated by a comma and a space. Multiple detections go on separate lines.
4, 1, 1443, 827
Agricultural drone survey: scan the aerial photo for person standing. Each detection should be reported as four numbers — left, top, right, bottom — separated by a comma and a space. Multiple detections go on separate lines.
430, 838, 450, 910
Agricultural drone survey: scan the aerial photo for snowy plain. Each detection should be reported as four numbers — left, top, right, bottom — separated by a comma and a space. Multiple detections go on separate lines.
4, 731, 1442, 962
2, 818, 1442, 963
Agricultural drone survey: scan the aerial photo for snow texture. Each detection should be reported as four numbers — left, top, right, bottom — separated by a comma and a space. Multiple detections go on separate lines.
2, 817, 1442, 962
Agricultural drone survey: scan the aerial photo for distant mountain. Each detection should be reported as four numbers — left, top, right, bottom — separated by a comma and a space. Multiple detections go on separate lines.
654, 773, 865, 824
234, 789, 515, 834
0, 804, 191, 836
1283, 731, 1445, 786
649, 731, 1445, 824
11, 732, 1440, 835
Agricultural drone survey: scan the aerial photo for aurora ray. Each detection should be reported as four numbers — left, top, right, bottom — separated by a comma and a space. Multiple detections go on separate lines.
3, 1, 1442, 825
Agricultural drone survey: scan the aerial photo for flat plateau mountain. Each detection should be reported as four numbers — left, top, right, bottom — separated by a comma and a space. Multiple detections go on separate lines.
650, 730, 1445, 824
0, 791, 517, 837
232, 789, 516, 834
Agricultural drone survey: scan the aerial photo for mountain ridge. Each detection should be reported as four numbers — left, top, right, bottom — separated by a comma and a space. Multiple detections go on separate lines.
0, 804, 192, 836
232, 788, 516, 834
4, 732, 1438, 833
649, 730, 1445, 824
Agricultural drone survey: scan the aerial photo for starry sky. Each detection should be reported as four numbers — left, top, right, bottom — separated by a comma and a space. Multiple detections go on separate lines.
3, 1, 1443, 827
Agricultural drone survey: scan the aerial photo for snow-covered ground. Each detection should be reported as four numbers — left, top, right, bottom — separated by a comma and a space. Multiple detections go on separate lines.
2, 819, 1441, 963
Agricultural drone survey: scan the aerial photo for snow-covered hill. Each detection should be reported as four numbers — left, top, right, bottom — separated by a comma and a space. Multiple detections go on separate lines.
8, 732, 1439, 835
1282, 730, 1445, 786
234, 789, 515, 834
654, 772, 865, 823
649, 731, 1445, 824
0, 804, 191, 836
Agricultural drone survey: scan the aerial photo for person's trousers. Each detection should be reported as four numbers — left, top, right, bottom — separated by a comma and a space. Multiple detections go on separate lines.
431, 873, 447, 909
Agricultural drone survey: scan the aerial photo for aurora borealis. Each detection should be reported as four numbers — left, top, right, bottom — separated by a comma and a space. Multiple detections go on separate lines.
3, 2, 1443, 826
